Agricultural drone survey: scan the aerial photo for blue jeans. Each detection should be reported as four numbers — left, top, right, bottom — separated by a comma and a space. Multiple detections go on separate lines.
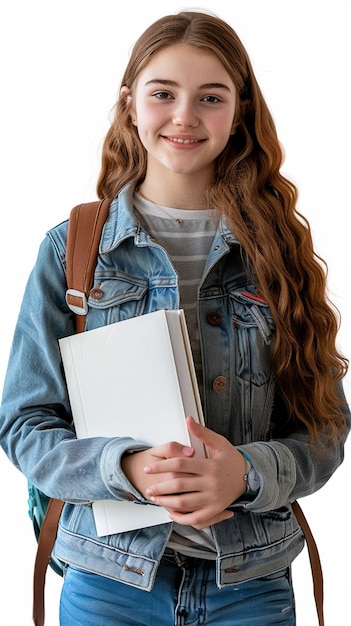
60, 552, 295, 625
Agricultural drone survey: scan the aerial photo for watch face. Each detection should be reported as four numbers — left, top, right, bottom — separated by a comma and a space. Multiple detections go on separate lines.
248, 467, 260, 492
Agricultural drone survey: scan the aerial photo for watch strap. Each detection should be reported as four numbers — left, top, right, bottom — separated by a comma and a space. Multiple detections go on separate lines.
241, 452, 260, 495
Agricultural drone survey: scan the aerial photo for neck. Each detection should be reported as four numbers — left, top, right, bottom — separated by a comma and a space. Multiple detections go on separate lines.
139, 172, 211, 210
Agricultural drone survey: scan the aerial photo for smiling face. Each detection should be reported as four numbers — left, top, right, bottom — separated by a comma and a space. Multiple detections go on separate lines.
129, 44, 237, 187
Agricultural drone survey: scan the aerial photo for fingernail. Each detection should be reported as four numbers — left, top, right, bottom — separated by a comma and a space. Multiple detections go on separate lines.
182, 446, 194, 456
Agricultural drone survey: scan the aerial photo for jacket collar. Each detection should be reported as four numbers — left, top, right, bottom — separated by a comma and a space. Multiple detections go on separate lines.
99, 181, 239, 253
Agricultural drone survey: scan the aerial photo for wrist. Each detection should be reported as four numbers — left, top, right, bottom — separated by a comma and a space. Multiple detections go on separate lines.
241, 451, 260, 496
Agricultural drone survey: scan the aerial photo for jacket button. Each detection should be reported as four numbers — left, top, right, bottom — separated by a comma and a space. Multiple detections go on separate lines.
207, 312, 223, 326
212, 376, 227, 393
90, 285, 104, 299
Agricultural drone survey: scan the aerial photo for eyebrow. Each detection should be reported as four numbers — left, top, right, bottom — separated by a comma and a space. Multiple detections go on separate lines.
144, 79, 232, 92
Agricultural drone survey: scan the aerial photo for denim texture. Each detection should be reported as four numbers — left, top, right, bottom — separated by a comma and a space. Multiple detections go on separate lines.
0, 182, 349, 591
60, 559, 295, 625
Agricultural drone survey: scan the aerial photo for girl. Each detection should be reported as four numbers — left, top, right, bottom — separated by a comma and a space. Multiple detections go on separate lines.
0, 11, 349, 626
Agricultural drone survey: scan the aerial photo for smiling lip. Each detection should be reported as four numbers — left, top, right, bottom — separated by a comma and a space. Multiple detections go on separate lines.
162, 135, 206, 147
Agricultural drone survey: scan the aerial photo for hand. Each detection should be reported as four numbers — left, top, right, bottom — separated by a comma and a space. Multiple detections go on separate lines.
144, 416, 247, 529
121, 440, 195, 500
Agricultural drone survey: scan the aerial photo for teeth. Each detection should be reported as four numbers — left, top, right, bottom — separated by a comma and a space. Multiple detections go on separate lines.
168, 137, 200, 144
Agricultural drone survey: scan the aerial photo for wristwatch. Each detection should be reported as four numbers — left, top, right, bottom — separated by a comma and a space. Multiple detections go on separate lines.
243, 457, 260, 496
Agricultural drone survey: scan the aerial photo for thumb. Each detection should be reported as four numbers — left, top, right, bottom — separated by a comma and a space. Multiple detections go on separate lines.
186, 415, 220, 450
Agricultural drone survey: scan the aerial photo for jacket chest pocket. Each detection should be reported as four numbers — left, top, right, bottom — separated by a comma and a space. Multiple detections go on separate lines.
229, 290, 275, 387
85, 272, 149, 329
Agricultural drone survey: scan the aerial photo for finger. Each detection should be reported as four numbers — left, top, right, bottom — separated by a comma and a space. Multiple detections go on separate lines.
186, 416, 222, 450
169, 508, 234, 529
151, 440, 195, 460
144, 454, 200, 476
147, 491, 201, 513
146, 473, 202, 499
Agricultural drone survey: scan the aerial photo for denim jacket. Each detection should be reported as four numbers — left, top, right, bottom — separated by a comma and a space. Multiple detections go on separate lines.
0, 182, 349, 589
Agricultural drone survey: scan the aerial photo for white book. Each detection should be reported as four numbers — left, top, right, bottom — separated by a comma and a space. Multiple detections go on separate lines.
59, 309, 205, 535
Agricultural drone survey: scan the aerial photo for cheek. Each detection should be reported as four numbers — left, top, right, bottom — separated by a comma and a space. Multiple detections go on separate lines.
135, 123, 153, 150
214, 124, 234, 152
136, 107, 168, 151
134, 121, 161, 157
134, 98, 163, 128
216, 113, 235, 136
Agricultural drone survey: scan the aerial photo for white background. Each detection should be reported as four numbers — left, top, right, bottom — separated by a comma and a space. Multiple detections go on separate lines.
0, 1, 350, 624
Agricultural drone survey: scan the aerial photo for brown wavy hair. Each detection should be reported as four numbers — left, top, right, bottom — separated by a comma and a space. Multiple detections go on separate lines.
97, 11, 348, 441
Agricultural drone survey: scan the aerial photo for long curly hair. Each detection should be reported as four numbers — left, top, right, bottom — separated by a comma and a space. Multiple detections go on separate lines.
97, 11, 348, 441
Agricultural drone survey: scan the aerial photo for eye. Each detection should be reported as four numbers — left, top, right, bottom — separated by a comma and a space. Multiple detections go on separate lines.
153, 91, 173, 100
202, 95, 222, 103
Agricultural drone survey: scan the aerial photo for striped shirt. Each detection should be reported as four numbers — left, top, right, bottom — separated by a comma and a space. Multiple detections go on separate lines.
133, 192, 218, 559
133, 192, 219, 386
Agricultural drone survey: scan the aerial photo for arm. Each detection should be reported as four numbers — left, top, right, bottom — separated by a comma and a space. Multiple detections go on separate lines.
122, 388, 350, 529
0, 229, 149, 503
237, 385, 350, 512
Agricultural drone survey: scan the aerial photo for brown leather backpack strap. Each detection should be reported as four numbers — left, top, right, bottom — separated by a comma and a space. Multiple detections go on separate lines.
33, 498, 65, 626
32, 198, 111, 625
65, 198, 111, 332
292, 501, 324, 626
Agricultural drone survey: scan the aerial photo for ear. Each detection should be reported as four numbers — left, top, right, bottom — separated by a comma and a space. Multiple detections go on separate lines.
120, 85, 137, 125
120, 85, 131, 99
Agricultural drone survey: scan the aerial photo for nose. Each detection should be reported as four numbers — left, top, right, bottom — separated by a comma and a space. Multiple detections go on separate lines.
172, 100, 199, 128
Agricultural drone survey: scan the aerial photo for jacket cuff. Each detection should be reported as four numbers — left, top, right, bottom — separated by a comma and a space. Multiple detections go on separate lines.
100, 437, 150, 502
236, 441, 297, 511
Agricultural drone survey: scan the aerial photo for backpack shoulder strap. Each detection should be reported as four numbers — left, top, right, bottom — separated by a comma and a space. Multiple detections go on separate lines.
33, 198, 111, 626
291, 500, 324, 625
33, 498, 65, 625
65, 198, 111, 332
